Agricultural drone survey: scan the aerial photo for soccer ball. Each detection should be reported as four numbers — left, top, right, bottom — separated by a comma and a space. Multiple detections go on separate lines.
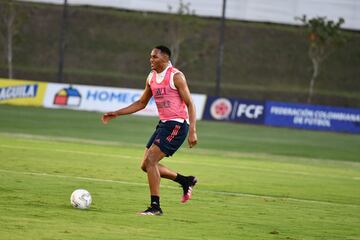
70, 189, 92, 209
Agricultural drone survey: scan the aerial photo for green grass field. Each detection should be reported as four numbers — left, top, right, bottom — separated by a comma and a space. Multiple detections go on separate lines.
0, 105, 359, 240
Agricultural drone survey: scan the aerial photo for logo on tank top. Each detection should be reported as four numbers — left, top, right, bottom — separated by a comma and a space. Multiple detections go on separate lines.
157, 100, 171, 108
155, 88, 166, 97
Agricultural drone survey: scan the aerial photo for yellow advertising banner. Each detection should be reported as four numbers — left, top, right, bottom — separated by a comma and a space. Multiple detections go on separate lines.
0, 79, 47, 106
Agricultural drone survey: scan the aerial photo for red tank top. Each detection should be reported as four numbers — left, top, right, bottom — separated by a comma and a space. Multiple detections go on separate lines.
149, 67, 188, 121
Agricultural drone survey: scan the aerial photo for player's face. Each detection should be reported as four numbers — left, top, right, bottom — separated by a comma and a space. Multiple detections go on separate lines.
150, 49, 168, 72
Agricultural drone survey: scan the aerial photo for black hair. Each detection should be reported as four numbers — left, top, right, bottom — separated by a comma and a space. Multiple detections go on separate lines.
154, 45, 171, 58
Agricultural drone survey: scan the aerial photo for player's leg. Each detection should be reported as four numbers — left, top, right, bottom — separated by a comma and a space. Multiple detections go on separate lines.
141, 149, 176, 180
141, 148, 197, 204
158, 163, 176, 179
157, 163, 197, 202
139, 144, 165, 216
157, 121, 197, 203
140, 121, 197, 215
142, 150, 193, 186
144, 144, 165, 196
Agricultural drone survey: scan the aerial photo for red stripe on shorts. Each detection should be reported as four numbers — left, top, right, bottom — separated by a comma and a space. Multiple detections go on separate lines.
166, 125, 181, 142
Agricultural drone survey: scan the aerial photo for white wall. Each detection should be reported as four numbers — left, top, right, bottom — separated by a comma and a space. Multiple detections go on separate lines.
20, 0, 360, 31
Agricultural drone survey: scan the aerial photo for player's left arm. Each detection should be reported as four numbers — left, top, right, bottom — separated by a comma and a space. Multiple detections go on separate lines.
174, 72, 198, 148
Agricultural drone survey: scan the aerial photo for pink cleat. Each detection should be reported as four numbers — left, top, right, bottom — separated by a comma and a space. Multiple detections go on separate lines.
181, 176, 197, 203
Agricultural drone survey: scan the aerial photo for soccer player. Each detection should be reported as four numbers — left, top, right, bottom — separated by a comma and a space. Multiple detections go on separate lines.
101, 45, 198, 216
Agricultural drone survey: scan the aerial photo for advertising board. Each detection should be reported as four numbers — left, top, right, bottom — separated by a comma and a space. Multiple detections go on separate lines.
43, 83, 206, 120
203, 96, 265, 124
0, 79, 47, 106
265, 101, 360, 133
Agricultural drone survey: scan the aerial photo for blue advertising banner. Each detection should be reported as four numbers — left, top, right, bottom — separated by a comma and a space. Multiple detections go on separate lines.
203, 96, 265, 124
265, 101, 360, 134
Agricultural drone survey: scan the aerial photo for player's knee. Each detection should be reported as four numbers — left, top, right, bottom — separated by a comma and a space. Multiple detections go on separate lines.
140, 162, 147, 172
141, 158, 153, 172
147, 150, 158, 164
141, 147, 161, 172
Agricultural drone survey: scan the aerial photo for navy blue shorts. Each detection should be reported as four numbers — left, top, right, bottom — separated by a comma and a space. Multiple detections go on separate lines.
146, 120, 189, 157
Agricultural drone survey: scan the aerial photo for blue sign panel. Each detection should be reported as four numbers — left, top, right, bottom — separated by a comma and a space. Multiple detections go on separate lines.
203, 96, 265, 124
265, 101, 360, 134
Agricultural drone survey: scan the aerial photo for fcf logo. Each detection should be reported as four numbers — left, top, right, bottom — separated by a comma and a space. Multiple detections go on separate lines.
210, 98, 232, 120
237, 104, 264, 119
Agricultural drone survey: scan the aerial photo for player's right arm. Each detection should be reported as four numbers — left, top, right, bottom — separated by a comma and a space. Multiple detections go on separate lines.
101, 82, 152, 124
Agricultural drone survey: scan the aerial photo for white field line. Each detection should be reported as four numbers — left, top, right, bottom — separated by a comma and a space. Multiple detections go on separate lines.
0, 168, 358, 208
1, 144, 359, 181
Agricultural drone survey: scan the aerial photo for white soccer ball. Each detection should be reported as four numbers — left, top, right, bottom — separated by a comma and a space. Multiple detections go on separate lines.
70, 189, 92, 209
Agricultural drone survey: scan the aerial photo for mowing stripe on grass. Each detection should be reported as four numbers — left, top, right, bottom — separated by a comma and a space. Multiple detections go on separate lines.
0, 168, 359, 208
2, 132, 360, 165
0, 132, 143, 148
0, 144, 133, 159
1, 144, 359, 181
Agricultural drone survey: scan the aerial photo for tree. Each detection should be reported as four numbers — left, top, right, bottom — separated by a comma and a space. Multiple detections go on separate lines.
0, 0, 27, 79
166, 0, 211, 68
297, 15, 346, 103
0, 0, 16, 79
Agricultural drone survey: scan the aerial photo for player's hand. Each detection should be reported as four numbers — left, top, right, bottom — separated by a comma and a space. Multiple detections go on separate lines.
101, 112, 117, 124
188, 131, 198, 148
